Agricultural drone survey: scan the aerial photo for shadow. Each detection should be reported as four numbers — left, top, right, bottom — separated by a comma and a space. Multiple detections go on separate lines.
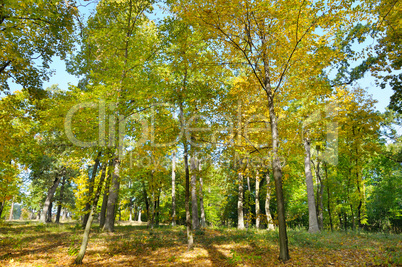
201, 243, 231, 267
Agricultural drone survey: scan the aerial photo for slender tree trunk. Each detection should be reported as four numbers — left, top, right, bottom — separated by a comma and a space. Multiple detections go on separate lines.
75, 162, 107, 264
191, 156, 199, 230
179, 93, 193, 250
264, 74, 289, 260
62, 208, 67, 221
199, 161, 206, 228
42, 168, 64, 223
350, 204, 355, 230
138, 207, 142, 222
343, 212, 347, 232
303, 135, 320, 233
265, 173, 275, 230
357, 200, 362, 229
0, 201, 4, 219
129, 203, 133, 222
172, 152, 176, 226
55, 176, 66, 223
184, 147, 193, 250
56, 202, 62, 223
246, 176, 251, 228
148, 172, 155, 229
324, 163, 333, 231
99, 159, 113, 228
83, 152, 101, 228
255, 170, 261, 229
237, 173, 245, 229
47, 202, 53, 222
318, 175, 324, 230
142, 181, 149, 223
312, 157, 324, 230
155, 192, 160, 226
8, 198, 14, 221
103, 158, 120, 232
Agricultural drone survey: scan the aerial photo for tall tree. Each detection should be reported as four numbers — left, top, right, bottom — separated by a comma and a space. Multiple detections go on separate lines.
173, 0, 369, 259
190, 156, 200, 230
171, 152, 177, 226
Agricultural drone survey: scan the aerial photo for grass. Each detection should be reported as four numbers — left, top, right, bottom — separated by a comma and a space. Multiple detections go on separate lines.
0, 220, 400, 266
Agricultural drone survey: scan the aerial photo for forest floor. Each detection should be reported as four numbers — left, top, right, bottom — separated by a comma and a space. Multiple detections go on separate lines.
0, 220, 400, 266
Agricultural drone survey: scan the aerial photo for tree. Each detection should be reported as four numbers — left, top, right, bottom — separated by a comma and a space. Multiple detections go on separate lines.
75, 158, 108, 264
174, 0, 370, 260
0, 0, 76, 96
371, 0, 402, 113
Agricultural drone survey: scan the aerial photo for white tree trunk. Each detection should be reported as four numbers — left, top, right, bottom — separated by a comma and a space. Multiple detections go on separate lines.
138, 207, 142, 222
238, 173, 245, 229
304, 136, 320, 233
265, 173, 275, 230
8, 198, 14, 221
255, 171, 261, 229
199, 161, 206, 228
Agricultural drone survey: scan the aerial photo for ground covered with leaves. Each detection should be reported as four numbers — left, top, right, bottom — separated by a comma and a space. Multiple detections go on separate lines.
0, 221, 400, 266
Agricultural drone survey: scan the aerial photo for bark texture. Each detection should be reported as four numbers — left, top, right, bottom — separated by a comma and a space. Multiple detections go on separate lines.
103, 159, 120, 232
255, 170, 261, 229
190, 156, 199, 230
304, 136, 320, 233
42, 167, 64, 223
199, 161, 206, 228
171, 152, 176, 226
75, 162, 107, 264
237, 173, 245, 229
265, 173, 275, 230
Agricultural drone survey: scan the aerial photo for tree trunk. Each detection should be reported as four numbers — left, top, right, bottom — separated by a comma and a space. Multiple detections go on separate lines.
191, 156, 199, 230
0, 201, 4, 219
103, 158, 120, 232
199, 161, 206, 228
312, 157, 324, 230
318, 173, 324, 230
138, 207, 142, 222
343, 212, 347, 232
155, 192, 160, 226
237, 173, 245, 229
75, 161, 107, 264
179, 73, 193, 250
62, 208, 67, 221
42, 168, 64, 223
255, 170, 261, 229
83, 152, 102, 229
148, 172, 155, 229
184, 146, 193, 250
324, 163, 333, 231
262, 59, 289, 259
142, 181, 149, 223
47, 202, 53, 222
303, 135, 320, 233
265, 173, 275, 230
171, 152, 176, 226
8, 198, 14, 221
55, 176, 66, 223
99, 159, 113, 228
246, 176, 251, 228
